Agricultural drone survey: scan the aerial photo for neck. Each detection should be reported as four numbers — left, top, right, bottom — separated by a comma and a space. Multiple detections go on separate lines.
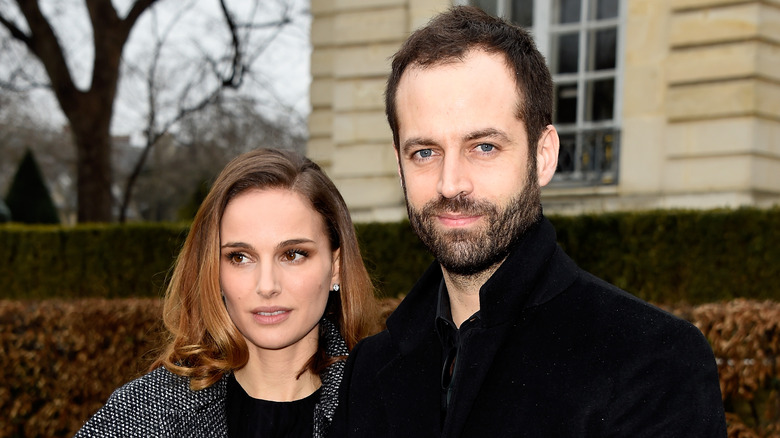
442, 260, 502, 328
234, 336, 321, 401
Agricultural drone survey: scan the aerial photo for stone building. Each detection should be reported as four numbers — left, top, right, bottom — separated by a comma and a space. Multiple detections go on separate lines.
308, 0, 780, 221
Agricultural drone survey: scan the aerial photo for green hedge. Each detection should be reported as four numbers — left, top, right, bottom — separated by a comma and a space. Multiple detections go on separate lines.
1, 207, 778, 303
355, 221, 433, 299
0, 223, 187, 299
551, 208, 780, 303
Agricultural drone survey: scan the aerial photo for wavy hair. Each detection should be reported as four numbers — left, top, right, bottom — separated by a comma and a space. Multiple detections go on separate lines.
151, 148, 379, 390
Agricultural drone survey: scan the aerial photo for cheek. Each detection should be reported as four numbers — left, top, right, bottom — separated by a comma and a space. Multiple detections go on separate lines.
402, 170, 437, 204
219, 266, 252, 302
298, 264, 334, 309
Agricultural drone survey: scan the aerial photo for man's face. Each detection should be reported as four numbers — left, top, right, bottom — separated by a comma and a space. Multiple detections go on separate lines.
394, 50, 542, 276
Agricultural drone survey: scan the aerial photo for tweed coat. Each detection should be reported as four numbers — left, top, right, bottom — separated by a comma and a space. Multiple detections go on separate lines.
333, 217, 727, 438
75, 318, 347, 437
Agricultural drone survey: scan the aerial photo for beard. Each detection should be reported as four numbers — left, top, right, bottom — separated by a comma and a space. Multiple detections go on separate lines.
403, 167, 541, 277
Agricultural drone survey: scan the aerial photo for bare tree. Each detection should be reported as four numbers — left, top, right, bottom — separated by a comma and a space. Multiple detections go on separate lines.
0, 0, 302, 223
127, 97, 305, 222
116, 0, 300, 222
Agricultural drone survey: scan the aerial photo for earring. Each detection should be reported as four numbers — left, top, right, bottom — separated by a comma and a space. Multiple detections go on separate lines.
331, 284, 340, 293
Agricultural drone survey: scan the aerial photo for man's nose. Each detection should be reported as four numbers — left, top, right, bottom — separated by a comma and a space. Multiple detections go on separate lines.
437, 153, 473, 199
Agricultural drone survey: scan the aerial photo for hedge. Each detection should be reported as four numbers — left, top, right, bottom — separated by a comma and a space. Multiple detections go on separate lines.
550, 208, 780, 303
0, 207, 778, 303
1, 298, 778, 438
0, 299, 165, 437
0, 223, 187, 299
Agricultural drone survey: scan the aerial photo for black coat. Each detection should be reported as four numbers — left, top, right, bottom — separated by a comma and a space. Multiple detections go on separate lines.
333, 218, 726, 437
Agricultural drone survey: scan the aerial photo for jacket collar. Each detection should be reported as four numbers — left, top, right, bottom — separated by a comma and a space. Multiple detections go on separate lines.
315, 318, 347, 437
387, 215, 579, 354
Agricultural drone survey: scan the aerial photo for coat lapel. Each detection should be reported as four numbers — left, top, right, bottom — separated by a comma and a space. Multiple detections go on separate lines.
376, 329, 443, 437
377, 218, 578, 438
440, 322, 516, 438
377, 261, 445, 437
441, 218, 579, 438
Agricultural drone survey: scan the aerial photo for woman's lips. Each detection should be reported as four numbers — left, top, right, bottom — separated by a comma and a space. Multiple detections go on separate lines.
251, 307, 291, 324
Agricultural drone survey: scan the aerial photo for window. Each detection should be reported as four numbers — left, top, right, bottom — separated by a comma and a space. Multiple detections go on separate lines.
461, 0, 623, 186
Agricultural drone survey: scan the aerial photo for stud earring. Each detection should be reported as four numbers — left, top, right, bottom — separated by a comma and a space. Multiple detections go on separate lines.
332, 284, 340, 293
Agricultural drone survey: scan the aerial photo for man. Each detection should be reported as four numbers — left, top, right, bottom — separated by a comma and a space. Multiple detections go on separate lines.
334, 6, 726, 437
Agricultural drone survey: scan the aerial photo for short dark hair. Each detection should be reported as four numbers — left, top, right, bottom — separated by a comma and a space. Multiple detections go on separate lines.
385, 5, 553, 155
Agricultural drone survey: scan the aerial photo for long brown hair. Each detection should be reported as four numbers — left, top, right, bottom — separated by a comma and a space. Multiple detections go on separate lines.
152, 148, 378, 390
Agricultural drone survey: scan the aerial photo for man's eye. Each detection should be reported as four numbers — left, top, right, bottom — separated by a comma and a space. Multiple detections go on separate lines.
415, 149, 433, 158
476, 144, 494, 152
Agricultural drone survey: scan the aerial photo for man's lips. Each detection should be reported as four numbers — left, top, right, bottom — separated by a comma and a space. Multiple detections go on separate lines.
436, 213, 482, 227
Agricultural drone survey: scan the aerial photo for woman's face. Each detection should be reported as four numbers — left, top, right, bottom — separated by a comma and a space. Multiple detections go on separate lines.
219, 188, 339, 358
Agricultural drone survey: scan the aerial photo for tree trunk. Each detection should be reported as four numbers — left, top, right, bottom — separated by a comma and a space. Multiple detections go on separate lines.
69, 113, 114, 223
0, 0, 158, 223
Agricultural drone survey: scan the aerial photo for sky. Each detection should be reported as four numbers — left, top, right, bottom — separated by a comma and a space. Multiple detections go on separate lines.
0, 0, 312, 143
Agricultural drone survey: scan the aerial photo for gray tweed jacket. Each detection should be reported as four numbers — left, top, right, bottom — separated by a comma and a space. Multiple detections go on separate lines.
75, 318, 347, 438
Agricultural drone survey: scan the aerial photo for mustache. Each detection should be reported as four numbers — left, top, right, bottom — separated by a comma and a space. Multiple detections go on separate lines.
421, 195, 497, 217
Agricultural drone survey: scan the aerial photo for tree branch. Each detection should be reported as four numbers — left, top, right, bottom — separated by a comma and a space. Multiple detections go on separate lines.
0, 10, 31, 46
9, 1, 78, 111
218, 0, 243, 88
124, 0, 161, 30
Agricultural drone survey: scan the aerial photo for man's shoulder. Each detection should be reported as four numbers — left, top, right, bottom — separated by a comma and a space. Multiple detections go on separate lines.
558, 270, 710, 351
351, 329, 396, 361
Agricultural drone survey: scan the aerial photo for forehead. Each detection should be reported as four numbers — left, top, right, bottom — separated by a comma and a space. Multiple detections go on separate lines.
399, 49, 516, 90
220, 188, 327, 241
395, 50, 522, 139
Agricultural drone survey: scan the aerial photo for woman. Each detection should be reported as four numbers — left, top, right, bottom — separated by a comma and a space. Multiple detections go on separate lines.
76, 148, 379, 437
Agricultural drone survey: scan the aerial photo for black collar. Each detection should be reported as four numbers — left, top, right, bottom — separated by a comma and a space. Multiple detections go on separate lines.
387, 215, 580, 355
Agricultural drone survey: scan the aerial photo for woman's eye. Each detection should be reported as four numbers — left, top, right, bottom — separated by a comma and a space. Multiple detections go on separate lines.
283, 250, 307, 262
228, 253, 247, 264
476, 143, 494, 153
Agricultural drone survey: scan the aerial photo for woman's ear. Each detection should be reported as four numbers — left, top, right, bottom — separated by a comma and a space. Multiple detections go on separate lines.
536, 125, 560, 187
330, 248, 341, 287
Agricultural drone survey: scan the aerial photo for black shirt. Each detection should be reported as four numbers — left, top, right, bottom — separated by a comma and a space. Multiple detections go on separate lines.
434, 279, 482, 419
226, 372, 320, 438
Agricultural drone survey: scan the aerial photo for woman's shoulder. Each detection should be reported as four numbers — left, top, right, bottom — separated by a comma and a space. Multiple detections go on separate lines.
75, 367, 228, 437
116, 366, 228, 409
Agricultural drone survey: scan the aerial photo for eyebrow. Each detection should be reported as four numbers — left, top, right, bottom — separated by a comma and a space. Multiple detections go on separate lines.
277, 238, 316, 248
220, 238, 316, 251
400, 128, 511, 153
400, 136, 437, 153
464, 128, 511, 143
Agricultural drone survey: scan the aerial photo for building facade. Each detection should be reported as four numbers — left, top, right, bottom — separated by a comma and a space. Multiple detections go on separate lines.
308, 0, 780, 221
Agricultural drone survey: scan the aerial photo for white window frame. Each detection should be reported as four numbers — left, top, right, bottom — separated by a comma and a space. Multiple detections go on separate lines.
457, 0, 626, 186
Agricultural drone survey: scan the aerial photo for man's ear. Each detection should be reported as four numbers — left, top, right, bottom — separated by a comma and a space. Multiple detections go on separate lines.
536, 125, 559, 187
393, 145, 402, 179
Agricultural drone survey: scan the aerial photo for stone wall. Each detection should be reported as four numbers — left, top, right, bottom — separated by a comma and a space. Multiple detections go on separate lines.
309, 0, 780, 220
309, 0, 451, 222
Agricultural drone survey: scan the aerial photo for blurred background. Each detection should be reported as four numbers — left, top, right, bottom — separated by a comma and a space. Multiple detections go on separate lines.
0, 0, 310, 225
1, 1, 779, 437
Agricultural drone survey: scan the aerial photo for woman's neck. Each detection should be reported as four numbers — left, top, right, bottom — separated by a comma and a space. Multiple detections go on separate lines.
234, 339, 321, 401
